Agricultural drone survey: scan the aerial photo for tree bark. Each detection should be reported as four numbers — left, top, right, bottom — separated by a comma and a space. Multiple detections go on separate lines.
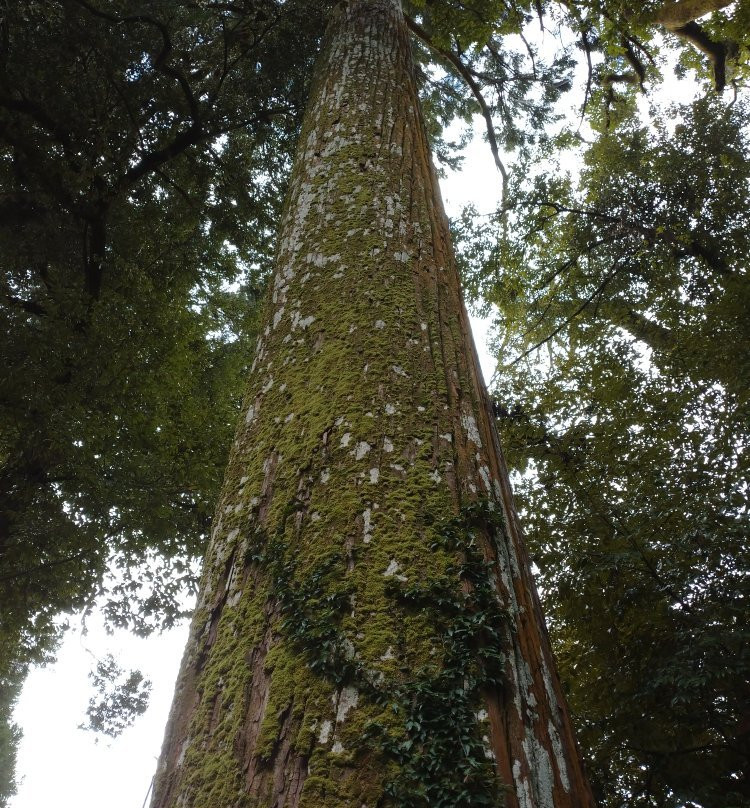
654, 0, 734, 27
150, 1, 596, 806
653, 0, 737, 91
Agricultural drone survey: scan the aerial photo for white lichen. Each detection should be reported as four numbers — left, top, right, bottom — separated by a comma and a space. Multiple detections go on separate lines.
318, 720, 333, 745
461, 411, 482, 447
383, 559, 407, 582
479, 464, 492, 493
548, 719, 571, 792
354, 441, 371, 460
335, 686, 359, 723
362, 508, 372, 543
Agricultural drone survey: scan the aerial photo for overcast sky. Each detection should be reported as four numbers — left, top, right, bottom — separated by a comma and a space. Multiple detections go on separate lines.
10, 120, 503, 808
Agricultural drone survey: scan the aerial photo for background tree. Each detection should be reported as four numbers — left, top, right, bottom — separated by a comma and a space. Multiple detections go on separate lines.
0, 0, 327, 797
455, 91, 750, 807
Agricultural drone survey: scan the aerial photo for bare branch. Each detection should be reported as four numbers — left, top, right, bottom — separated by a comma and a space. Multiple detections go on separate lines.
405, 15, 509, 206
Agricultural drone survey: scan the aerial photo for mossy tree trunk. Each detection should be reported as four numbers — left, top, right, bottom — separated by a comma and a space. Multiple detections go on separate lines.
150, 1, 596, 806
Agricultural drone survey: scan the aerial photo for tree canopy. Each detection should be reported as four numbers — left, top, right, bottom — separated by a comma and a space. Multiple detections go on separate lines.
1, 0, 748, 805
455, 45, 750, 808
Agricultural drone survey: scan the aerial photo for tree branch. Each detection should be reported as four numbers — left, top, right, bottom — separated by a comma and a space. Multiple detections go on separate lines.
508, 260, 626, 366
668, 20, 736, 91
535, 200, 731, 275
654, 0, 735, 28
405, 15, 508, 207
70, 0, 201, 119
595, 298, 676, 352
0, 552, 93, 584
3, 292, 47, 317
652, 0, 739, 91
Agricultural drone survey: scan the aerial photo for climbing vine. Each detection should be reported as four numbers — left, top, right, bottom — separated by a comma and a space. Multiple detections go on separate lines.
246, 500, 510, 807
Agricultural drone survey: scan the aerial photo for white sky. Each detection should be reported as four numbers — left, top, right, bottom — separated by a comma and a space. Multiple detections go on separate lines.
10, 123, 503, 808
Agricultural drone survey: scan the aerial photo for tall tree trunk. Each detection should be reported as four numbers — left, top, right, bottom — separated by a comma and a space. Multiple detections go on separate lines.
150, 1, 595, 806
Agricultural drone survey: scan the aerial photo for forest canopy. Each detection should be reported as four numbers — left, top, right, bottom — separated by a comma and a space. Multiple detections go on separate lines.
1, 1, 748, 806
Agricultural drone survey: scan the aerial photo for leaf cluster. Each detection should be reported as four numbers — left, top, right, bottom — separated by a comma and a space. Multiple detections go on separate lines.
79, 653, 152, 738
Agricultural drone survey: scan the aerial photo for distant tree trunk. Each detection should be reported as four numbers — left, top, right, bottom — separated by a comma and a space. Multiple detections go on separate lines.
150, 1, 596, 806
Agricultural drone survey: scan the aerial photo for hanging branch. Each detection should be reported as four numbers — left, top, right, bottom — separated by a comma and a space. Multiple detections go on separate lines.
668, 21, 737, 91
579, 28, 594, 123
622, 37, 647, 88
405, 15, 509, 209
507, 259, 626, 366
3, 291, 47, 317
654, 0, 738, 91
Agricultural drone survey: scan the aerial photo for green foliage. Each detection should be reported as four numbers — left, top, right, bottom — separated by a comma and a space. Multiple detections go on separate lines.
497, 342, 749, 807
462, 97, 750, 394
457, 95, 750, 806
0, 678, 20, 808
407, 0, 576, 155
80, 654, 152, 738
0, 0, 327, 782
